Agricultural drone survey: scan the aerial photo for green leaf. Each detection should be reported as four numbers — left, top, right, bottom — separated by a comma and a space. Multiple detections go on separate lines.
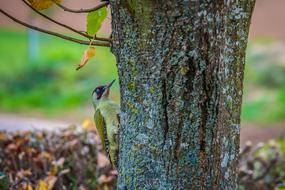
0, 172, 9, 190
87, 7, 108, 36
127, 0, 137, 11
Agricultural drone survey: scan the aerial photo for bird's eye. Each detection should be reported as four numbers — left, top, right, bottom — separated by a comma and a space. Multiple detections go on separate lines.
96, 89, 100, 94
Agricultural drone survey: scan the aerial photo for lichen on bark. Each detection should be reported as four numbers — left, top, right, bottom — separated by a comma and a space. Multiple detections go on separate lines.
110, 0, 256, 189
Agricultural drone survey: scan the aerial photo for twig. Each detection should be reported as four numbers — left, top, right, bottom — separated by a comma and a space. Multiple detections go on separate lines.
0, 9, 110, 47
94, 34, 111, 42
53, 1, 109, 13
254, 151, 279, 181
22, 0, 111, 42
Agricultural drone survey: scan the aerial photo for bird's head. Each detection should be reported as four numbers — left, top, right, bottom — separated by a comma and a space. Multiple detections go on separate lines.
92, 79, 116, 106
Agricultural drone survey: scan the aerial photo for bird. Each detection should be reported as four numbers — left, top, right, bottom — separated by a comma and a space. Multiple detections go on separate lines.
92, 79, 120, 168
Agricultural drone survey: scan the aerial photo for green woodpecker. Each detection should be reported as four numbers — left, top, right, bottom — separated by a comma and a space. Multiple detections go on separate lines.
92, 79, 120, 168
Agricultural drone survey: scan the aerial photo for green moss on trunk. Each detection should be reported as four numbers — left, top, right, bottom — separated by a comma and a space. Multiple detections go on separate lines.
111, 0, 256, 189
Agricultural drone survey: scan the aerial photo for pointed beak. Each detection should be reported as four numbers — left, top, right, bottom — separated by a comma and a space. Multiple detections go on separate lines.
106, 79, 116, 89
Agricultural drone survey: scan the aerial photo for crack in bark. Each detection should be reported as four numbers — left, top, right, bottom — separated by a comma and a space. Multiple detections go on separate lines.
162, 79, 169, 149
174, 119, 183, 190
198, 30, 212, 189
199, 106, 206, 189
199, 68, 211, 189
160, 26, 177, 153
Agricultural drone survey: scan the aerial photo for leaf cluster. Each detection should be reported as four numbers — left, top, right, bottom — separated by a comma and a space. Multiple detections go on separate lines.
0, 126, 116, 190
239, 139, 285, 190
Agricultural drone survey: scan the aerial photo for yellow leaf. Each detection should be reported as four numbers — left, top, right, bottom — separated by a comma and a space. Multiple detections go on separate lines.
49, 165, 58, 176
45, 176, 57, 190
39, 151, 53, 161
0, 132, 6, 141
28, 0, 62, 10
76, 46, 96, 70
82, 119, 96, 131
17, 169, 32, 178
26, 147, 36, 154
22, 183, 33, 190
36, 180, 48, 190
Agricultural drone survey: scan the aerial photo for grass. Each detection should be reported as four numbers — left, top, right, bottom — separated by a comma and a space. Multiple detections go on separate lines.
0, 28, 285, 124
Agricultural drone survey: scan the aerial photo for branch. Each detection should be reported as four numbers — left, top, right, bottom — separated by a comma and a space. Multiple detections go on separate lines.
0, 9, 110, 47
53, 1, 109, 13
22, 0, 111, 42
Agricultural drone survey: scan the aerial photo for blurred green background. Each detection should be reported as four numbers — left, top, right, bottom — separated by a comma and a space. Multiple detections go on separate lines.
0, 28, 119, 120
243, 39, 285, 124
0, 28, 285, 125
0, 0, 285, 131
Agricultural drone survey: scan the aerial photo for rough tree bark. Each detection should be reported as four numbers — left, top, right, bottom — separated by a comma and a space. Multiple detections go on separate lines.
110, 0, 255, 189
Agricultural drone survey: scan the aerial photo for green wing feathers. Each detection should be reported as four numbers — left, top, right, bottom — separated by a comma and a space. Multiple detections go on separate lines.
94, 102, 120, 169
94, 109, 108, 152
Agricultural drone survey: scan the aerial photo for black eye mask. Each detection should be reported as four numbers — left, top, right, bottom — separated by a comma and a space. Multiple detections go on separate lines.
94, 86, 106, 100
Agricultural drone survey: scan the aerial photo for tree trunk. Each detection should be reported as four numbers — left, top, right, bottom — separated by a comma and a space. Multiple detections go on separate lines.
110, 0, 255, 189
